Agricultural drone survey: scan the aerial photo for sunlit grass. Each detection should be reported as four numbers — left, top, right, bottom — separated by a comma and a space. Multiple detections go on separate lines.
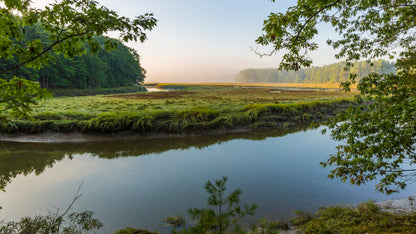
29, 85, 355, 116
1, 84, 357, 134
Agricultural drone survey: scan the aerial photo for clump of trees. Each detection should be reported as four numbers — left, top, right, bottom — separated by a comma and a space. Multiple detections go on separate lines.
235, 60, 395, 84
0, 25, 146, 89
0, 0, 156, 120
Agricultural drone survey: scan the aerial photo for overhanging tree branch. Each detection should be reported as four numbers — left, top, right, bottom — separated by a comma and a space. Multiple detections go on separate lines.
291, 0, 342, 47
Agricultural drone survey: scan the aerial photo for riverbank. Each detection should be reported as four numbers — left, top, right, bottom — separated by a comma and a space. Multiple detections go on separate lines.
117, 198, 416, 233
0, 99, 352, 139
286, 199, 416, 233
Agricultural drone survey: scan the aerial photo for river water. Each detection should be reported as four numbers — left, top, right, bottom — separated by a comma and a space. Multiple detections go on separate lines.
0, 127, 413, 233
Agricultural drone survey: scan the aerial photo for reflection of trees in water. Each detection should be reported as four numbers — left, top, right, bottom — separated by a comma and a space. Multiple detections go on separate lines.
0, 125, 308, 188
0, 151, 66, 188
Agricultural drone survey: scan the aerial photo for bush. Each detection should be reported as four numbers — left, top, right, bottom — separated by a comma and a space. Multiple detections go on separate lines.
0, 211, 102, 234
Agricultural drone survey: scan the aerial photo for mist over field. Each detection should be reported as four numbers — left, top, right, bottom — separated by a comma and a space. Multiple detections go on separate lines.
143, 65, 237, 83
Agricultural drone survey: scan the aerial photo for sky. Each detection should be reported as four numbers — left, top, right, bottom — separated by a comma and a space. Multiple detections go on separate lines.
32, 0, 340, 83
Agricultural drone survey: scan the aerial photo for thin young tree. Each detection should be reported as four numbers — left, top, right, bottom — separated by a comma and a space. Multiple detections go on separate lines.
187, 176, 257, 233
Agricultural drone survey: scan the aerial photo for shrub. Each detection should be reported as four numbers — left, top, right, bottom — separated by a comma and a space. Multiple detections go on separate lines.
0, 211, 102, 234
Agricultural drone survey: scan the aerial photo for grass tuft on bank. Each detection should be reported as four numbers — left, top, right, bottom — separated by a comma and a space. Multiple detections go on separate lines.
292, 201, 416, 233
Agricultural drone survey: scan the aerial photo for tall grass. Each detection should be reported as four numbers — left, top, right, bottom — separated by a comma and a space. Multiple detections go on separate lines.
0, 100, 353, 134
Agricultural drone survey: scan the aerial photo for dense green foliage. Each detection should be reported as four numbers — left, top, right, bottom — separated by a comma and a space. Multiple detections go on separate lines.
0, 25, 146, 89
0, 0, 156, 120
235, 60, 395, 83
259, 0, 416, 193
0, 77, 52, 121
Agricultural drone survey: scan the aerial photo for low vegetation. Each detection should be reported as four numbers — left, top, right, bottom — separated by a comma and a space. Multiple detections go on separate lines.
292, 201, 416, 233
0, 84, 356, 134
0, 186, 103, 233
140, 200, 416, 233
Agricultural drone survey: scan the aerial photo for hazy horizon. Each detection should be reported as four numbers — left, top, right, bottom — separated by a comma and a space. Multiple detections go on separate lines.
31, 0, 341, 83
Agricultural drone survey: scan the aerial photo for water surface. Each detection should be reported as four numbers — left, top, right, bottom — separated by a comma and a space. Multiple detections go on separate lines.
0, 127, 413, 233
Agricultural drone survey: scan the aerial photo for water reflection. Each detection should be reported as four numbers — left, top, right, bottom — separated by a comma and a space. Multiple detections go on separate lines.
0, 125, 412, 233
0, 125, 307, 188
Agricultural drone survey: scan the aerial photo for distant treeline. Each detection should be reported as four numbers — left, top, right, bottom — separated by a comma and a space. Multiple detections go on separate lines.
235, 60, 395, 83
0, 25, 145, 89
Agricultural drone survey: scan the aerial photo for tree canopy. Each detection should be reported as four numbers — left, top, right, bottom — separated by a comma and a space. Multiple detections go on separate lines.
0, 0, 156, 120
258, 0, 416, 193
0, 26, 146, 89
236, 60, 395, 83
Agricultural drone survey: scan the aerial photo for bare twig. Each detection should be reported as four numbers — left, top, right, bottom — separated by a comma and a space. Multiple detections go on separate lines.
52, 182, 84, 232
250, 45, 277, 58
60, 182, 83, 218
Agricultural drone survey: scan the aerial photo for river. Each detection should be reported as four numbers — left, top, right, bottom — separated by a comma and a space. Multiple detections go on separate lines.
0, 127, 413, 233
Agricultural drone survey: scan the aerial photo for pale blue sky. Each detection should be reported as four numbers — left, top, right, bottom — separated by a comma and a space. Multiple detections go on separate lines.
34, 0, 339, 82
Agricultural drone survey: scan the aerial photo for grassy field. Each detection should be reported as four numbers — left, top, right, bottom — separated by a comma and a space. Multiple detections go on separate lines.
0, 84, 357, 134
148, 82, 355, 90
34, 85, 354, 114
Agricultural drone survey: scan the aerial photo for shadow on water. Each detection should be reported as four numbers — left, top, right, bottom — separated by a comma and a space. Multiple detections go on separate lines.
0, 124, 309, 188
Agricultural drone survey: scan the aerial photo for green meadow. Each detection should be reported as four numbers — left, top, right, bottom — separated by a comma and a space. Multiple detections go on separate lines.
0, 84, 357, 134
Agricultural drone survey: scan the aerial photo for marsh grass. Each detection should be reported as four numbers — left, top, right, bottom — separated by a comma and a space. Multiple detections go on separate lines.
1, 85, 356, 134
294, 201, 416, 233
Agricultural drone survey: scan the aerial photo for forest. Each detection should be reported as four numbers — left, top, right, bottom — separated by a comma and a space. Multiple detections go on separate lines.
0, 25, 145, 89
235, 60, 395, 83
